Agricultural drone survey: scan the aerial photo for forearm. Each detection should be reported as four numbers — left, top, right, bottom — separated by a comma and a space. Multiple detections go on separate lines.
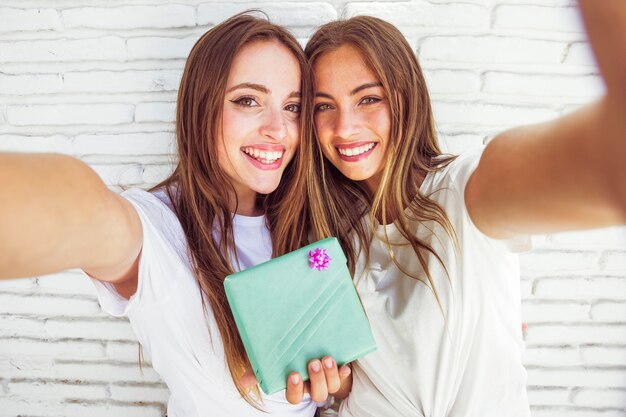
473, 98, 626, 237
0, 153, 114, 279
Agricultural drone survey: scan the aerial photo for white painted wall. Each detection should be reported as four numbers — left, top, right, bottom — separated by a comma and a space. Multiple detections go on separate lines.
0, 1, 624, 416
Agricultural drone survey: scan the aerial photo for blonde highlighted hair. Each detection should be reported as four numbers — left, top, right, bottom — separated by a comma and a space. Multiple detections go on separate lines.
305, 16, 457, 306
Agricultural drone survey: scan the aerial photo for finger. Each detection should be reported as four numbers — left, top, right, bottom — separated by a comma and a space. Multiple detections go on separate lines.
308, 359, 329, 402
285, 372, 304, 405
338, 363, 352, 388
240, 368, 258, 389
338, 363, 352, 382
321, 356, 341, 394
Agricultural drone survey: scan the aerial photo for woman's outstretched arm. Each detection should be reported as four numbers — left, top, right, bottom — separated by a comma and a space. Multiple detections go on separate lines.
465, 0, 626, 238
0, 152, 142, 297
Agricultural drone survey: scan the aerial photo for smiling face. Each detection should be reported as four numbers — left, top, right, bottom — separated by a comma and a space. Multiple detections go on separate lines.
313, 44, 391, 193
218, 39, 301, 206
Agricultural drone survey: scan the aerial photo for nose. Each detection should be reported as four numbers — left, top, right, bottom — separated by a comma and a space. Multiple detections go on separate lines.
334, 106, 360, 140
260, 106, 288, 142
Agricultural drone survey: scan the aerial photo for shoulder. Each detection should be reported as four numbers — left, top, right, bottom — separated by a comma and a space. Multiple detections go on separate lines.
429, 147, 485, 191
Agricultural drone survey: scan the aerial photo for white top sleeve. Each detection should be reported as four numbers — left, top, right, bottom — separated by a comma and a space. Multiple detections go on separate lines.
443, 146, 532, 253
88, 188, 188, 317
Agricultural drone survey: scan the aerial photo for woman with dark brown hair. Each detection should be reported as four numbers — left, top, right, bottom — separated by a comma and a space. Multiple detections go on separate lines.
0, 13, 349, 416
299, 1, 626, 416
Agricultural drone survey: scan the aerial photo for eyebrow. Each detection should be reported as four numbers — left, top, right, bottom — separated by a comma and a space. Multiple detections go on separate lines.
315, 82, 383, 99
226, 82, 301, 98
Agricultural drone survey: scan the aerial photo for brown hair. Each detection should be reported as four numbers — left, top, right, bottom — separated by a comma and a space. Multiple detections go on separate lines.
152, 12, 313, 407
305, 16, 457, 307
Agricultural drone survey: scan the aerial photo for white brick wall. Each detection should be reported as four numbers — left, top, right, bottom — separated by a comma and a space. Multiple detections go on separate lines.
0, 1, 624, 416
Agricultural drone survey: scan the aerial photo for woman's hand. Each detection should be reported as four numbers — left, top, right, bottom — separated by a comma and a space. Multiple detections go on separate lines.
285, 356, 352, 404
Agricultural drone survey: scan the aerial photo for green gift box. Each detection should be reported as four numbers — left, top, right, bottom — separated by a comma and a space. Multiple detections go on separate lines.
224, 237, 377, 395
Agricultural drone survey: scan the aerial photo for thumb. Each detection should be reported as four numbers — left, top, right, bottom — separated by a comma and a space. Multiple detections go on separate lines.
240, 368, 258, 389
338, 363, 352, 385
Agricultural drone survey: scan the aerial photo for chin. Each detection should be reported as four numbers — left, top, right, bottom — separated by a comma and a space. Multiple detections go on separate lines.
253, 181, 282, 195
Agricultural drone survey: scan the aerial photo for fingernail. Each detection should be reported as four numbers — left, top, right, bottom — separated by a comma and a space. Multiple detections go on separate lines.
311, 361, 321, 373
324, 358, 334, 369
290, 374, 300, 384
340, 366, 351, 376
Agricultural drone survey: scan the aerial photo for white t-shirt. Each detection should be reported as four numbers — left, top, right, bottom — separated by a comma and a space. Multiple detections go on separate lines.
340, 147, 531, 417
88, 188, 318, 417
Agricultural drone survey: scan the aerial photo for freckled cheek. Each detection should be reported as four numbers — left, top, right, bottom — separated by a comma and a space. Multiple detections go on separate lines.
372, 109, 392, 146
314, 117, 334, 152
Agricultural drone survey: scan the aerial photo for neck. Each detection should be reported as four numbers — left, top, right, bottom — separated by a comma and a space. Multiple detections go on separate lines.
231, 187, 264, 217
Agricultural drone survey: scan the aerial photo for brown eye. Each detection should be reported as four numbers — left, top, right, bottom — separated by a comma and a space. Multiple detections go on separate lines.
315, 103, 333, 112
232, 97, 259, 107
360, 96, 380, 105
285, 103, 301, 114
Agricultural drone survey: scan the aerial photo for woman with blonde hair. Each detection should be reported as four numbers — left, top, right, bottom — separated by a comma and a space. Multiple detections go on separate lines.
0, 13, 349, 416
294, 1, 626, 415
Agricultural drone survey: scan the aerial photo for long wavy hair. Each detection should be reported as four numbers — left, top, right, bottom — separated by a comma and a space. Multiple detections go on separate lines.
305, 16, 457, 307
151, 13, 313, 407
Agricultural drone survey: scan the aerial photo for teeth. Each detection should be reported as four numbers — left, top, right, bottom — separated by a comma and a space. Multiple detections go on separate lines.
338, 143, 375, 157
242, 147, 284, 164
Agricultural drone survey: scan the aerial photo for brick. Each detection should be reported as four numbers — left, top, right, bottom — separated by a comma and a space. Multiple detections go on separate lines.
7, 104, 134, 126
526, 387, 571, 406
90, 163, 145, 186
73, 132, 176, 156
0, 293, 101, 317
590, 302, 626, 322
135, 102, 176, 123
530, 407, 625, 417
0, 277, 35, 290
344, 2, 489, 28
8, 380, 107, 400
483, 72, 604, 99
36, 270, 100, 296
520, 251, 600, 274
142, 164, 174, 184
0, 339, 104, 360
0, 399, 163, 417
44, 318, 136, 341
197, 3, 336, 28
0, 358, 162, 383
0, 73, 63, 95
0, 8, 61, 32
63, 5, 195, 30
534, 277, 626, 300
0, 37, 126, 63
572, 388, 626, 408
437, 133, 484, 155
521, 301, 591, 323
494, 5, 583, 33
580, 346, 626, 366
109, 384, 169, 403
128, 36, 197, 60
64, 70, 182, 93
424, 69, 481, 94
524, 324, 626, 345
549, 226, 626, 249
601, 251, 626, 273
420, 36, 566, 65
432, 101, 558, 128
0, 316, 45, 339
523, 346, 581, 367
0, 135, 72, 154
564, 42, 597, 66
105, 341, 146, 362
527, 368, 626, 388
